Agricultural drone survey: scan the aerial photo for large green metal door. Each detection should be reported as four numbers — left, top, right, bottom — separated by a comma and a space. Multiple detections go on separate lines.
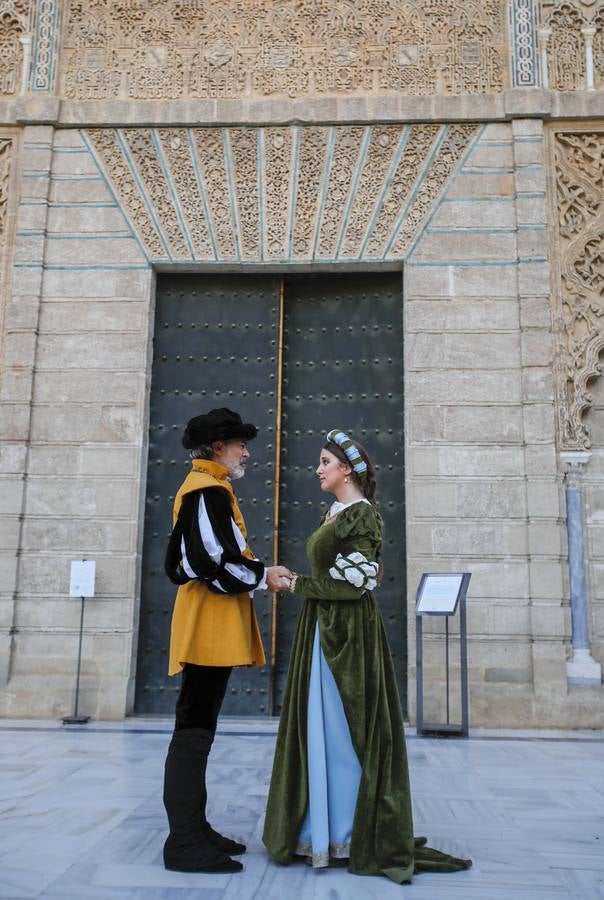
135, 272, 405, 716
276, 273, 406, 712
135, 274, 280, 715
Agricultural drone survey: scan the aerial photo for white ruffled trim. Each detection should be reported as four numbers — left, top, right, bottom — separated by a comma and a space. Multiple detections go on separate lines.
329, 552, 378, 590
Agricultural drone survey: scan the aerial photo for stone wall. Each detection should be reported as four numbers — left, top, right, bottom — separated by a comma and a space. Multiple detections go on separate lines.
405, 118, 572, 727
585, 383, 604, 674
0, 124, 152, 717
0, 0, 602, 724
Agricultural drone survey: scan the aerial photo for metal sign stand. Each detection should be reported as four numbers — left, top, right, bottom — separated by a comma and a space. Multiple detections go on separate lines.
63, 560, 96, 725
62, 595, 89, 725
415, 572, 471, 738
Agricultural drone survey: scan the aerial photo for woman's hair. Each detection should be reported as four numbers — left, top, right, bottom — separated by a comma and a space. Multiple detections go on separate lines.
324, 437, 378, 505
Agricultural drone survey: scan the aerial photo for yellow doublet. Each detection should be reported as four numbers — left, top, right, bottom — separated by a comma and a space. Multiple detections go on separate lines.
168, 459, 266, 675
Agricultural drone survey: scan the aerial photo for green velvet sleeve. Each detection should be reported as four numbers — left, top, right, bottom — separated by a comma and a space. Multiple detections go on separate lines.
291, 502, 383, 602
293, 533, 378, 602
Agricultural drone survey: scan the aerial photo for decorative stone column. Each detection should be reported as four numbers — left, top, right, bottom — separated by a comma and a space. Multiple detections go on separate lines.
538, 27, 551, 90
560, 451, 602, 685
582, 26, 597, 92
19, 35, 32, 95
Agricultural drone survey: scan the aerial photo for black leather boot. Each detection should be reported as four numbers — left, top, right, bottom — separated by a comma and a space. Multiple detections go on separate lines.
163, 728, 242, 873
198, 729, 247, 856
203, 822, 246, 856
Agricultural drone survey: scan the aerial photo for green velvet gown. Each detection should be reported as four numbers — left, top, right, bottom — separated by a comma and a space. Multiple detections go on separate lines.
262, 501, 472, 883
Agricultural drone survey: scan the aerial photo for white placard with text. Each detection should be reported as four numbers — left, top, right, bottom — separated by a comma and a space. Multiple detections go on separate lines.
416, 573, 464, 614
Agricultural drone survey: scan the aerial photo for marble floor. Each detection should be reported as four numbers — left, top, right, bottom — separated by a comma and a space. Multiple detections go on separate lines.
0, 720, 603, 900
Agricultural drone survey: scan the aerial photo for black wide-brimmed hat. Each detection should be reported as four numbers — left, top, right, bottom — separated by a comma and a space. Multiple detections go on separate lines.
182, 407, 258, 449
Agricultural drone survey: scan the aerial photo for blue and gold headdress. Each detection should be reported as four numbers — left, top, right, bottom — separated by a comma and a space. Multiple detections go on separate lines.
326, 429, 367, 479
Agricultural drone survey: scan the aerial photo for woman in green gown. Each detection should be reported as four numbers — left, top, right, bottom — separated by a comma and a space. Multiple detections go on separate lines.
262, 430, 472, 884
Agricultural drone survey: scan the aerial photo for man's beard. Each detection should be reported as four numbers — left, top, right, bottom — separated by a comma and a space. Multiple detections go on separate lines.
230, 464, 245, 480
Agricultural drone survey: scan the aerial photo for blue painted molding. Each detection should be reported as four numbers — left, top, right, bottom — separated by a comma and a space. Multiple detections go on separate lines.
312, 127, 337, 260
287, 127, 301, 259
222, 129, 242, 262
408, 259, 522, 268
151, 130, 195, 259
17, 233, 136, 240
14, 263, 150, 270
510, 0, 540, 88
30, 0, 60, 92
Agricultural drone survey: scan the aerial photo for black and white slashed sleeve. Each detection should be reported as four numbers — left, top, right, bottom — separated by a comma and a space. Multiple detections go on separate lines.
178, 488, 266, 595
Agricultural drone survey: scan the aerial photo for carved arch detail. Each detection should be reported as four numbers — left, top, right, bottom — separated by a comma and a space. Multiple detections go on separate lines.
85, 124, 478, 265
0, 0, 33, 96
540, 0, 604, 91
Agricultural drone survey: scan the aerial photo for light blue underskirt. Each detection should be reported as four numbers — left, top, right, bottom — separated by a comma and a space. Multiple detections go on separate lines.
296, 623, 362, 868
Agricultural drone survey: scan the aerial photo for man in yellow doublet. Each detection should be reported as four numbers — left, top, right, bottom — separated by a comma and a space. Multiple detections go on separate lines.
162, 408, 291, 876
168, 458, 266, 673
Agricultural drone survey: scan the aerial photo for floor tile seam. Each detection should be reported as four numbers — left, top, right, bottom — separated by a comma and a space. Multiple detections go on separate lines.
35, 792, 162, 899
0, 720, 604, 747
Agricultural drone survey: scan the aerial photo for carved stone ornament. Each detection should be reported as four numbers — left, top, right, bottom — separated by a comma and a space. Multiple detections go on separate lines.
85, 124, 478, 264
0, 0, 33, 95
204, 40, 233, 67
550, 128, 604, 450
511, 0, 539, 87
540, 0, 604, 90
0, 134, 12, 247
61, 0, 507, 100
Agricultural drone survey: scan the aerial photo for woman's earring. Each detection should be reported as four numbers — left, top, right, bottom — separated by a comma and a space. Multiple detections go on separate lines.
345, 477, 349, 484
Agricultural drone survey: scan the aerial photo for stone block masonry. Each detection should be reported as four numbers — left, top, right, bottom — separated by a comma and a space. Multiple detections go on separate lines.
0, 3, 602, 724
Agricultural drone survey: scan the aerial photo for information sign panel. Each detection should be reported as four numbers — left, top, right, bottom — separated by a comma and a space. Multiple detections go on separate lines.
416, 573, 465, 615
69, 560, 96, 598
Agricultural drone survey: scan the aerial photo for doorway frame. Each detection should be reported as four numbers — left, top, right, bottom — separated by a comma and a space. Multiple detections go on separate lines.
128, 261, 407, 717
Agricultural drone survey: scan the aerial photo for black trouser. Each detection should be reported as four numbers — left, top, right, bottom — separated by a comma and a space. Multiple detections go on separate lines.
174, 664, 232, 732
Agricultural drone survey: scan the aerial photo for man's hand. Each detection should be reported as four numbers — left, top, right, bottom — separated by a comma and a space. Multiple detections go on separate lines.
266, 565, 293, 592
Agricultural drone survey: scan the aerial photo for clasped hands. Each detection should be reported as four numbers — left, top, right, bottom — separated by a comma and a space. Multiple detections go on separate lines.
266, 565, 294, 592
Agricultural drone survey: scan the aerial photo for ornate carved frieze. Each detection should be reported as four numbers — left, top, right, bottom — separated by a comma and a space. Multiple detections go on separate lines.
316, 128, 365, 259
550, 128, 604, 450
290, 127, 330, 259
263, 128, 294, 261
0, 0, 33, 95
62, 0, 508, 101
156, 129, 213, 260
228, 128, 262, 260
192, 129, 237, 260
85, 124, 478, 266
540, 0, 604, 90
121, 129, 190, 259
339, 126, 403, 259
